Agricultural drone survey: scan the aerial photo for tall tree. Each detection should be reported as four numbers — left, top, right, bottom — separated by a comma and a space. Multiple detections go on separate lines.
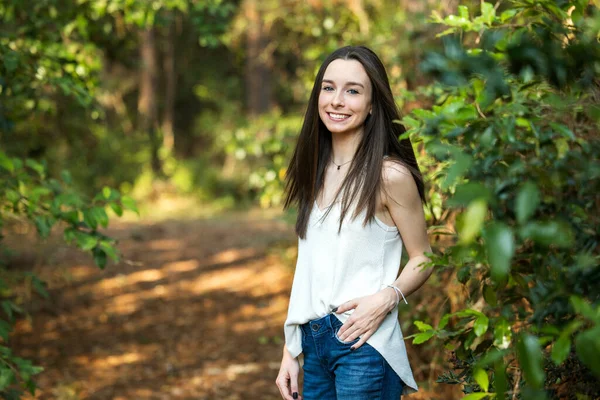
244, 0, 273, 116
138, 26, 163, 176
162, 15, 177, 153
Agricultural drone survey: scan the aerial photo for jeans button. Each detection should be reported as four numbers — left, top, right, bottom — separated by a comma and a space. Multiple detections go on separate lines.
311, 323, 320, 331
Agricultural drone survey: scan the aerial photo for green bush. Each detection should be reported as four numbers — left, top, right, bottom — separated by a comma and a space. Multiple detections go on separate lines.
404, 2, 600, 399
0, 151, 136, 397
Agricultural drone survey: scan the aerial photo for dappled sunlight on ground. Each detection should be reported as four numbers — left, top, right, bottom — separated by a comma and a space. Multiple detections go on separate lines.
12, 211, 299, 399
8, 209, 459, 399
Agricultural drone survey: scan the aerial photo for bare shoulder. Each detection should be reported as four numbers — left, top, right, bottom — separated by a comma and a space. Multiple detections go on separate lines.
382, 159, 413, 185
381, 159, 420, 208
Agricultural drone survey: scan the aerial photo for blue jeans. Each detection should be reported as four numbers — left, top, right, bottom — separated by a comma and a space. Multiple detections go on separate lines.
300, 313, 403, 400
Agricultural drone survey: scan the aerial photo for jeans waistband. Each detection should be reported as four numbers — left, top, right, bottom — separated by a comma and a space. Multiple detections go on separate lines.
300, 313, 340, 336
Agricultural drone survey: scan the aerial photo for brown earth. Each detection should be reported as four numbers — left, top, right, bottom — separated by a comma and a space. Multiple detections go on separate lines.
8, 209, 460, 400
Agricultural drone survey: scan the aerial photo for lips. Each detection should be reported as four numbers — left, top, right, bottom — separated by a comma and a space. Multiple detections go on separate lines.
327, 112, 350, 121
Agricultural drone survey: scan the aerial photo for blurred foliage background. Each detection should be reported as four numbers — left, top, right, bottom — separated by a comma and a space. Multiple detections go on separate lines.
1, 0, 600, 398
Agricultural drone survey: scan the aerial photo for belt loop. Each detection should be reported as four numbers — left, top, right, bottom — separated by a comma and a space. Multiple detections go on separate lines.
326, 313, 334, 331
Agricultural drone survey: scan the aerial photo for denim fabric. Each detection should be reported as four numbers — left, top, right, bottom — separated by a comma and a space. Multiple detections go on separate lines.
300, 313, 403, 400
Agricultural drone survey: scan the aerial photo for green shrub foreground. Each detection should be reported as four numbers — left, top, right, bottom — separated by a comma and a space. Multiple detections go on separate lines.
403, 1, 600, 399
0, 152, 137, 398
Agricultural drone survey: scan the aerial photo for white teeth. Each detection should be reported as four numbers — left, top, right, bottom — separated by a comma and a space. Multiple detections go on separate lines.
329, 113, 349, 120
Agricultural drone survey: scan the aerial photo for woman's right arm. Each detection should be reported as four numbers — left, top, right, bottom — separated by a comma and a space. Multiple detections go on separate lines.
275, 346, 302, 400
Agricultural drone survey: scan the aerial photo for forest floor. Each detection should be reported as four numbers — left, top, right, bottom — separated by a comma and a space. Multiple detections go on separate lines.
8, 202, 460, 399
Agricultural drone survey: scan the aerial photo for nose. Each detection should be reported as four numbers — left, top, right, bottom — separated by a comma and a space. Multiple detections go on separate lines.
332, 91, 344, 107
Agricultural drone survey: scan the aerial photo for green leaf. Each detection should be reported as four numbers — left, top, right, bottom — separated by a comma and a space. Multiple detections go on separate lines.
473, 367, 489, 392
549, 122, 575, 139
494, 360, 508, 398
575, 326, 600, 377
475, 348, 507, 368
483, 284, 497, 306
515, 182, 540, 224
457, 265, 471, 284
0, 152, 14, 173
461, 393, 489, 400
62, 209, 79, 224
61, 170, 72, 184
76, 232, 98, 251
93, 207, 109, 228
31, 275, 49, 299
569, 296, 600, 322
520, 220, 574, 248
0, 320, 12, 341
414, 320, 434, 332
99, 241, 119, 261
34, 215, 54, 238
1, 301, 13, 321
0, 366, 15, 390
438, 313, 451, 330
101, 186, 120, 201
413, 331, 435, 344
480, 2, 495, 25
25, 159, 45, 177
459, 199, 488, 244
484, 222, 514, 284
121, 195, 139, 214
93, 247, 107, 269
551, 334, 571, 365
474, 314, 489, 337
6, 189, 20, 204
516, 334, 545, 388
448, 182, 492, 207
500, 9, 517, 22
110, 202, 123, 216
83, 209, 98, 230
493, 318, 512, 349
443, 152, 473, 189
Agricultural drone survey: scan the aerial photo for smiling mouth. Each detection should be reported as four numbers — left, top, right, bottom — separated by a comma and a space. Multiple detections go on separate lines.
327, 112, 350, 121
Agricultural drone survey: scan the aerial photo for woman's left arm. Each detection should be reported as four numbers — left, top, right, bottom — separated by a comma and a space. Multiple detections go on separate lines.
335, 162, 433, 349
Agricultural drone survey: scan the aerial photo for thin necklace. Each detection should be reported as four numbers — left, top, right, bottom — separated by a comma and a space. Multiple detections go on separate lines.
330, 157, 352, 170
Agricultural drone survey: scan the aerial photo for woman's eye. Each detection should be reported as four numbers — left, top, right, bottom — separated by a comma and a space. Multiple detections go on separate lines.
322, 86, 334, 92
347, 89, 359, 95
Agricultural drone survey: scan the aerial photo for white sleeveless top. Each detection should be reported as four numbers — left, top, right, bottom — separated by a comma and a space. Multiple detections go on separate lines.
283, 199, 419, 395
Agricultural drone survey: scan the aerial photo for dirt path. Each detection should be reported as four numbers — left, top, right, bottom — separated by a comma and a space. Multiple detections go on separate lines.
11, 209, 457, 399
12, 210, 297, 399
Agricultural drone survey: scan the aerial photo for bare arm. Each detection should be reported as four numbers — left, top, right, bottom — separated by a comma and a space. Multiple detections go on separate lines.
334, 161, 433, 349
382, 161, 433, 300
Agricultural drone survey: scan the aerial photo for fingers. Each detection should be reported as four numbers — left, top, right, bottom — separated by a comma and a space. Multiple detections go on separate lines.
337, 321, 360, 341
276, 370, 302, 400
335, 299, 358, 314
350, 331, 374, 351
290, 371, 302, 400
275, 374, 294, 400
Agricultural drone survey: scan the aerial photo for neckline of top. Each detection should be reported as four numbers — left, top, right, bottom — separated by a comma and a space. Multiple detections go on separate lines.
314, 199, 338, 214
312, 200, 398, 232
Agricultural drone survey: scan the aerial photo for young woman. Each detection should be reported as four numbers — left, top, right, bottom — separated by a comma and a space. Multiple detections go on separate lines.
275, 46, 433, 400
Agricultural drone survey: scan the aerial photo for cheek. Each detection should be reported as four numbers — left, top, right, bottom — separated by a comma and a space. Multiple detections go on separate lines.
318, 93, 329, 108
349, 98, 370, 115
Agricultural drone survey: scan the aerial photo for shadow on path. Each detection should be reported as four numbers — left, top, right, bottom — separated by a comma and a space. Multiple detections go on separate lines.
13, 212, 296, 400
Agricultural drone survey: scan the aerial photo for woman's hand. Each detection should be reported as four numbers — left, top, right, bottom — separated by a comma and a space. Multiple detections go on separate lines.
334, 288, 397, 350
275, 347, 303, 400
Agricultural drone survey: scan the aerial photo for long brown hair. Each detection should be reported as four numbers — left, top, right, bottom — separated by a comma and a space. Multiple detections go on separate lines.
284, 46, 425, 239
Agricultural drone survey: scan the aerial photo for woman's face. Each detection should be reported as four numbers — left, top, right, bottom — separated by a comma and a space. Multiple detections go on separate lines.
318, 58, 373, 137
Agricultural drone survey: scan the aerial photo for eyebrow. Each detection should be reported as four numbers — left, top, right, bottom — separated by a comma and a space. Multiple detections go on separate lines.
322, 79, 365, 88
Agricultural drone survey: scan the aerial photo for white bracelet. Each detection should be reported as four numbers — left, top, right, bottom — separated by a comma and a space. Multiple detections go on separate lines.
386, 284, 408, 305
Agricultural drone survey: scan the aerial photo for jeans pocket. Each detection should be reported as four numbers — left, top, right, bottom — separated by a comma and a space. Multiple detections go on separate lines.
333, 325, 360, 346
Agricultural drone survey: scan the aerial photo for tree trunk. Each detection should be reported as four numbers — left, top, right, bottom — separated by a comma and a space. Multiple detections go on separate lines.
162, 18, 176, 153
138, 26, 163, 177
244, 0, 272, 116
